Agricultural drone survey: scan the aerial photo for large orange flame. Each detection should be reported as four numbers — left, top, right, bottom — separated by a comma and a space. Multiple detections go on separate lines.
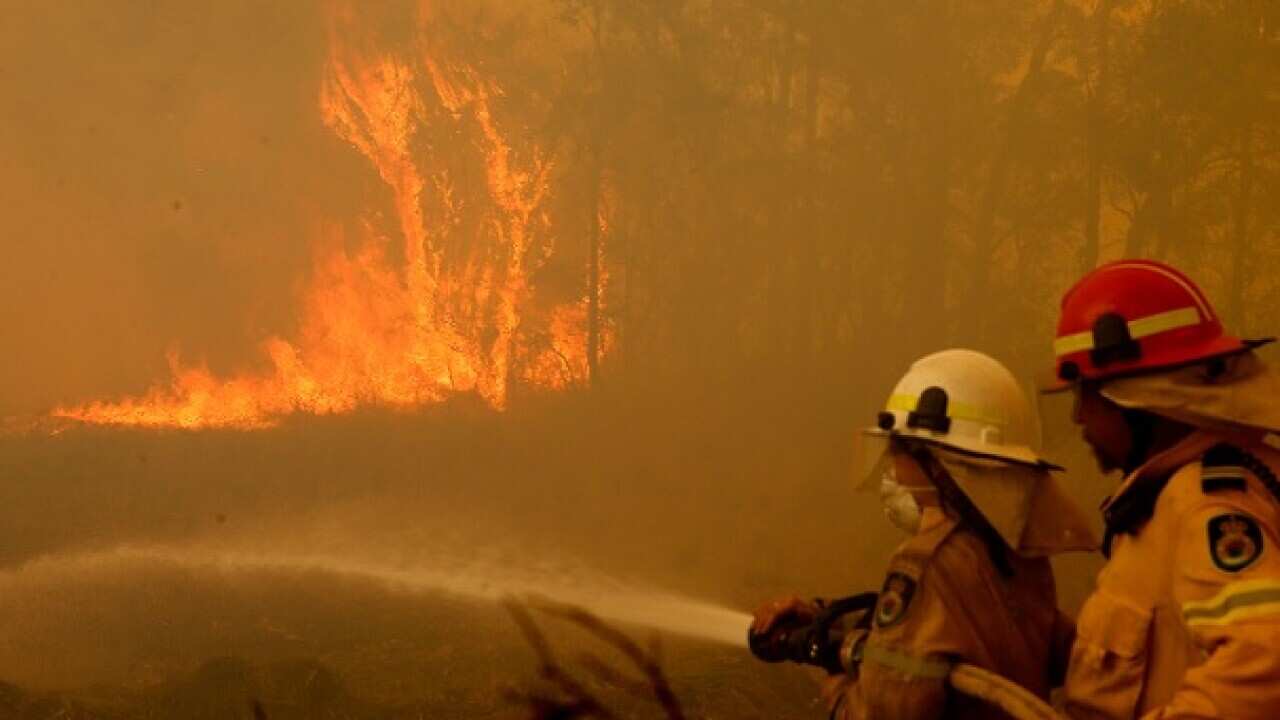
52, 1, 609, 430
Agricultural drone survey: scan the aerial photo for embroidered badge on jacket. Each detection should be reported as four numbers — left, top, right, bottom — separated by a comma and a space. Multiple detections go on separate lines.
1208, 513, 1264, 573
874, 572, 917, 628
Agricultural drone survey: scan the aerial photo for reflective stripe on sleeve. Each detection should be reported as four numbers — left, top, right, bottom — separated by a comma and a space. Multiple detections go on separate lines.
1053, 306, 1203, 357
1182, 580, 1280, 628
862, 643, 952, 679
1201, 466, 1249, 482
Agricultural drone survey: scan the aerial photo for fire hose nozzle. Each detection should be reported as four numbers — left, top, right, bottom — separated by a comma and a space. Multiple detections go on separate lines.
747, 596, 1065, 720
747, 592, 878, 674
747, 622, 815, 663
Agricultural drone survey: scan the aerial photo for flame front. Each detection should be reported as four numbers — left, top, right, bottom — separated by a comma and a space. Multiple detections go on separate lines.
53, 1, 608, 430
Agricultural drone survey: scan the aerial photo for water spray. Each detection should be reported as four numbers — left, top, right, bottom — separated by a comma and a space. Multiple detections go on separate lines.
2, 545, 753, 648
0, 544, 1062, 719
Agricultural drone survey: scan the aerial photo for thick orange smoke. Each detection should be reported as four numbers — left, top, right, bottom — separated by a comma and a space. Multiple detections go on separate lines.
53, 1, 610, 430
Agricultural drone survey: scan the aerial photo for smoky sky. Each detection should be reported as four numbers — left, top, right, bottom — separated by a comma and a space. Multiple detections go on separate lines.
9, 1, 1260, 705
0, 1, 377, 417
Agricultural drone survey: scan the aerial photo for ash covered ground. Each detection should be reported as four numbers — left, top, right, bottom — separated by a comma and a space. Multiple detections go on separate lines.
0, 394, 896, 718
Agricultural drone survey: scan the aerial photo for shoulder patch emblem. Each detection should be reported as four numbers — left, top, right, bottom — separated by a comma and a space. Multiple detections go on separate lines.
874, 572, 917, 628
1208, 513, 1264, 573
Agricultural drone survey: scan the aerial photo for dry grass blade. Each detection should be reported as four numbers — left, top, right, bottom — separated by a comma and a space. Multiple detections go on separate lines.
526, 596, 686, 720
576, 651, 655, 698
499, 687, 608, 720
503, 598, 617, 719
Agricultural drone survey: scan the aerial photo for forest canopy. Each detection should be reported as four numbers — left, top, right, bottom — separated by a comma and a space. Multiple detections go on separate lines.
461, 0, 1280, 394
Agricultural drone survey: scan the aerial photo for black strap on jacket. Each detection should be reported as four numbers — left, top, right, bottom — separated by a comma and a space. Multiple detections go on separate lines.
1100, 469, 1171, 558
906, 444, 1015, 578
1102, 443, 1280, 557
1203, 444, 1280, 504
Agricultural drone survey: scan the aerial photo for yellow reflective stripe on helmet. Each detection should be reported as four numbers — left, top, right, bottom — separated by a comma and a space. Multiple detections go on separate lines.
1053, 306, 1203, 357
1129, 306, 1203, 341
1182, 580, 1280, 628
885, 394, 918, 414
862, 643, 952, 679
885, 393, 1005, 426
1053, 331, 1095, 357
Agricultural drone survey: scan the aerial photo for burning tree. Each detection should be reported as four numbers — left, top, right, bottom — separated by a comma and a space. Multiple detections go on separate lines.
53, 0, 613, 432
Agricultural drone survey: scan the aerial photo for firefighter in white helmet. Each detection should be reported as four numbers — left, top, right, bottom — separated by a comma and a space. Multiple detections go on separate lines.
751, 349, 1096, 719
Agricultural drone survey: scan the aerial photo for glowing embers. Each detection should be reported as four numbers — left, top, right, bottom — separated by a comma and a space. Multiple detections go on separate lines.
53, 1, 606, 430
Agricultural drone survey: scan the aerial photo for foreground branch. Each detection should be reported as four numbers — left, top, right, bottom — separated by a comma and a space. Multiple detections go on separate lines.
502, 596, 686, 720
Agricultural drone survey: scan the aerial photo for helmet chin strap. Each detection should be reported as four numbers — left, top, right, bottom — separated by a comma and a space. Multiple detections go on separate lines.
904, 443, 1015, 578
1120, 407, 1195, 475
1122, 409, 1157, 475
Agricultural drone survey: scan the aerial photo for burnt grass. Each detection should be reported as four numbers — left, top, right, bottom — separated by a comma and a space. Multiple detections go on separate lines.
0, 585, 819, 719
0, 382, 892, 718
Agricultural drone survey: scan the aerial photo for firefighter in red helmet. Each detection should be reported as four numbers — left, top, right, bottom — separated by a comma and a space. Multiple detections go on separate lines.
1048, 259, 1280, 719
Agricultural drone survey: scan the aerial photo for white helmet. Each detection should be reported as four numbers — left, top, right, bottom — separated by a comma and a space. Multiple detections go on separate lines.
854, 349, 1096, 556
860, 348, 1052, 472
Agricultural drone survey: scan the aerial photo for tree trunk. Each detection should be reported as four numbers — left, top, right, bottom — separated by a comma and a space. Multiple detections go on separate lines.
907, 1, 957, 354
585, 0, 604, 388
970, 0, 1064, 344
1081, 0, 1114, 273
802, 33, 820, 360
586, 152, 602, 387
1228, 127, 1256, 330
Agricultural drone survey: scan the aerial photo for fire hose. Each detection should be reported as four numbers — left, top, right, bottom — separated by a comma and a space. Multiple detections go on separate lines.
948, 664, 1063, 720
748, 593, 1065, 720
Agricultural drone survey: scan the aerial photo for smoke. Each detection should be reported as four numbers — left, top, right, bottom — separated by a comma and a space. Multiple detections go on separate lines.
8, 0, 1217, 711
0, 2, 363, 417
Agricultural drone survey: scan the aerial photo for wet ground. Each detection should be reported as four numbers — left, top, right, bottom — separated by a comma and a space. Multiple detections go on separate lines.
0, 562, 820, 718
0, 400, 869, 718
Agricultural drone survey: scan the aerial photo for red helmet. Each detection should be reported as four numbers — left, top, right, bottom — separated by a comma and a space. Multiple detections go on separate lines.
1052, 259, 1268, 386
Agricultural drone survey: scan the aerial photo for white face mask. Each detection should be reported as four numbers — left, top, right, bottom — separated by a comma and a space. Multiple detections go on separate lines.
879, 465, 922, 534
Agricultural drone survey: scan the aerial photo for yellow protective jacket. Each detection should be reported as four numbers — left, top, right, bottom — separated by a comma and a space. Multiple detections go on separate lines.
1063, 430, 1280, 719
833, 507, 1074, 720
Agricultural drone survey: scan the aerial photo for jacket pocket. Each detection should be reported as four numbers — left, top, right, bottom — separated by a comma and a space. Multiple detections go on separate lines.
1062, 591, 1152, 720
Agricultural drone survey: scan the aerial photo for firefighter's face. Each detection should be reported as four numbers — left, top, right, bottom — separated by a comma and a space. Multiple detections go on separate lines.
1071, 383, 1132, 473
889, 450, 932, 490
